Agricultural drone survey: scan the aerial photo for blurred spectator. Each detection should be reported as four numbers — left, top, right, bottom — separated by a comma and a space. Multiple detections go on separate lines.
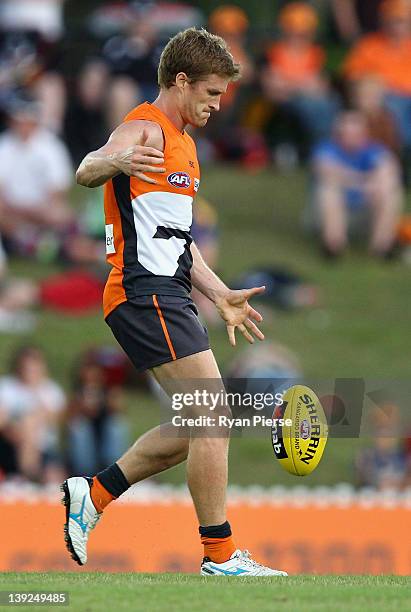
206, 5, 269, 166
0, 31, 66, 133
192, 197, 219, 271
64, 59, 110, 167
262, 2, 340, 149
349, 76, 401, 154
308, 111, 403, 257
225, 342, 302, 416
331, 0, 385, 42
63, 189, 108, 266
0, 237, 38, 332
0, 0, 67, 133
31, 66, 66, 135
404, 431, 411, 487
226, 341, 301, 381
0, 31, 40, 124
356, 403, 407, 490
0, 235, 5, 276
191, 196, 220, 323
102, 11, 163, 129
0, 0, 66, 43
0, 262, 106, 331
343, 0, 411, 150
356, 437, 407, 489
232, 267, 319, 311
0, 345, 66, 483
89, 1, 203, 40
0, 98, 74, 260
65, 349, 128, 476
209, 5, 254, 113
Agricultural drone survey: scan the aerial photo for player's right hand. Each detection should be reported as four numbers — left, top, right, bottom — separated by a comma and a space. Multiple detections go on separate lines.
215, 286, 266, 347
115, 130, 165, 184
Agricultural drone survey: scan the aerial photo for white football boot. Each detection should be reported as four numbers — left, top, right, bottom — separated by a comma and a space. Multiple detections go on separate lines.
201, 549, 288, 577
61, 476, 101, 565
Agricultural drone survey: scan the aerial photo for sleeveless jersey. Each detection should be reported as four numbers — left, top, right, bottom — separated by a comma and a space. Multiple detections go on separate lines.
103, 102, 200, 319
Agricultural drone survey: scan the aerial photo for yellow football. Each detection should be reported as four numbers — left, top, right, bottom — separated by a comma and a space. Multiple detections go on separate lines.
271, 385, 328, 476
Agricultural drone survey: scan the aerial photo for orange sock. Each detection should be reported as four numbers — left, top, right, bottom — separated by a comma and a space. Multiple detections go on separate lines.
90, 476, 116, 513
201, 535, 236, 564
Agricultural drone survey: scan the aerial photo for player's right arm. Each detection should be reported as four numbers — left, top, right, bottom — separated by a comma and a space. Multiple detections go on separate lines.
191, 242, 266, 346
76, 120, 165, 188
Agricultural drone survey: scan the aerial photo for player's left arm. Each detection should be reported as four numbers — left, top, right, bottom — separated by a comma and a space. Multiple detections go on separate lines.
190, 241, 265, 346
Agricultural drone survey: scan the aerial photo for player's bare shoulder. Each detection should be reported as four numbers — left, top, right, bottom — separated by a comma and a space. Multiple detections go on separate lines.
134, 120, 164, 151
111, 120, 164, 152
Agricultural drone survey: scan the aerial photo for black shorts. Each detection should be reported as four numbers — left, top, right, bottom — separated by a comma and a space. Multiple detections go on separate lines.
105, 295, 210, 373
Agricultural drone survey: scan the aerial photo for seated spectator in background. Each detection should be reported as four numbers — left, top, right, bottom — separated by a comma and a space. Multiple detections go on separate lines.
404, 430, 411, 487
209, 5, 254, 115
0, 1, 66, 133
356, 436, 407, 489
102, 10, 162, 129
0, 0, 65, 43
0, 235, 5, 277
0, 31, 41, 130
332, 0, 385, 42
62, 188, 108, 266
191, 197, 220, 323
349, 76, 401, 155
0, 345, 66, 484
226, 341, 301, 381
0, 259, 106, 331
206, 5, 269, 166
225, 342, 302, 413
356, 403, 407, 490
232, 267, 319, 311
262, 2, 340, 145
0, 98, 73, 259
343, 0, 411, 150
0, 234, 37, 332
309, 111, 403, 258
64, 59, 110, 167
65, 349, 128, 476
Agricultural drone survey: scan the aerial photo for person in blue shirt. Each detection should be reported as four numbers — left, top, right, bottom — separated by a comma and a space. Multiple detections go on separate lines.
309, 110, 403, 257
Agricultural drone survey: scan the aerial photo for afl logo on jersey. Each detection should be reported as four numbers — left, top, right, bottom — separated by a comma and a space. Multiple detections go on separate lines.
167, 172, 191, 189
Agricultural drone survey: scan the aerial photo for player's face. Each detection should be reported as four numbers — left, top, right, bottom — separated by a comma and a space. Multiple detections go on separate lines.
184, 74, 230, 127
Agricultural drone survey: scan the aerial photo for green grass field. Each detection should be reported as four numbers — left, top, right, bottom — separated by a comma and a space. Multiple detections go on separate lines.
0, 573, 409, 611
2, 167, 411, 486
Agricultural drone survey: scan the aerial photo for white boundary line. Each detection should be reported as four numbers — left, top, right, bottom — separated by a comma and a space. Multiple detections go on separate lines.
0, 482, 410, 508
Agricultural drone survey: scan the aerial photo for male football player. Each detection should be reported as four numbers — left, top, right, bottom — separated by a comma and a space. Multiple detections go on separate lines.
62, 28, 287, 577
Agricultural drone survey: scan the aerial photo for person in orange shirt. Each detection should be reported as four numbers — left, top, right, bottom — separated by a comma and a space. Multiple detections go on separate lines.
262, 2, 340, 144
344, 0, 411, 148
209, 5, 254, 111
207, 6, 262, 163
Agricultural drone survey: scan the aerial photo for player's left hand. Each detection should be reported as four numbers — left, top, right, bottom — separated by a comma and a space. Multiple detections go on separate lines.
215, 286, 266, 346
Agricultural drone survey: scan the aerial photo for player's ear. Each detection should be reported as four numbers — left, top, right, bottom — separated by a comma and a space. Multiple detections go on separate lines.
175, 72, 190, 90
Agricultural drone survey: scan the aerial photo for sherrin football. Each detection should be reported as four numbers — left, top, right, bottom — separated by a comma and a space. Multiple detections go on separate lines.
271, 385, 328, 476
